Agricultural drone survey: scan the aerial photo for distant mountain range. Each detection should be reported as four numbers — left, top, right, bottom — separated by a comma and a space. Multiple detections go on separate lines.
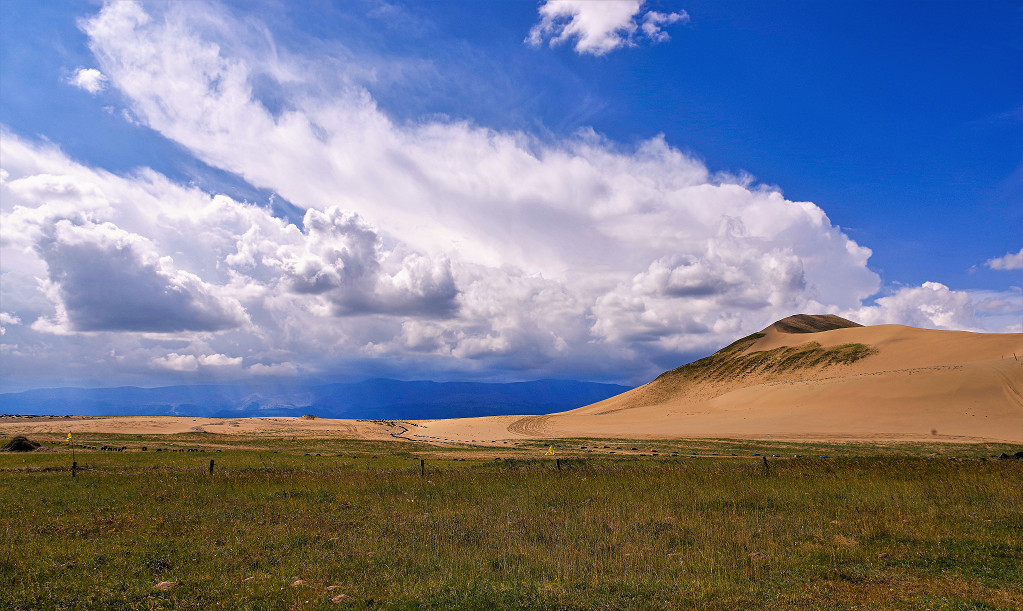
0, 378, 632, 420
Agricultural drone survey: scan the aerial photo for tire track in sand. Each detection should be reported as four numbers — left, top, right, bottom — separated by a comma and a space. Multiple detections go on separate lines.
994, 362, 1023, 409
507, 415, 553, 438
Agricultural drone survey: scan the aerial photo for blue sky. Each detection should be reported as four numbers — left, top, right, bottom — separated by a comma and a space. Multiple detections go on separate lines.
1, 0, 1020, 391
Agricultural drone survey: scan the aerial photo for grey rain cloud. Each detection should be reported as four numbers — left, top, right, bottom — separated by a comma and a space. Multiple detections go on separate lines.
36, 220, 247, 333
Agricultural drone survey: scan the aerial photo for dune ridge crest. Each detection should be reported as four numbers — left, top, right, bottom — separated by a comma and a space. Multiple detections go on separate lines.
767, 313, 863, 334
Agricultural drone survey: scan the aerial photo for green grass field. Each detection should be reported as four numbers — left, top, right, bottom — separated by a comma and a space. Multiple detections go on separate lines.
2, 434, 1022, 610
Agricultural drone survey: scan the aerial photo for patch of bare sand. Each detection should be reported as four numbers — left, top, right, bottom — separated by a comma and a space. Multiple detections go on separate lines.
0, 415, 396, 440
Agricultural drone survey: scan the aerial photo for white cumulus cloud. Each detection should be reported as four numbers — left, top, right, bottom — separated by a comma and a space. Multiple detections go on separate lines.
68, 67, 108, 93
843, 282, 978, 331
985, 247, 1023, 271
526, 0, 688, 55
272, 207, 458, 316
247, 362, 298, 376
198, 353, 243, 367
151, 352, 199, 372
0, 312, 21, 336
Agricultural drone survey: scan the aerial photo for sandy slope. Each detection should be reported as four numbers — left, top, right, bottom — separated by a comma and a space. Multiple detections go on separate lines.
4, 318, 1021, 444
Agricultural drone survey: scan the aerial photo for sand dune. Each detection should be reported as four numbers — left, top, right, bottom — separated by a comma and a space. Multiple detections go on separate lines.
419, 316, 1023, 443
4, 315, 1020, 444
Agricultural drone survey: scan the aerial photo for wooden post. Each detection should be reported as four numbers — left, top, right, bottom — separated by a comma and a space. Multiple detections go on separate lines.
761, 455, 770, 474
556, 458, 561, 471
209, 459, 215, 475
420, 459, 425, 478
71, 461, 77, 478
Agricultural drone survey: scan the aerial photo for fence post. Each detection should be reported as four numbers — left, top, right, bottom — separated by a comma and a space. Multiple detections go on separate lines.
71, 461, 77, 478
420, 459, 425, 478
556, 458, 561, 471
209, 459, 215, 475
761, 455, 770, 474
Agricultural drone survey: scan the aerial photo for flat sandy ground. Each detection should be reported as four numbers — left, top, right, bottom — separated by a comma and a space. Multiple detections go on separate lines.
4, 325, 1021, 445
0, 414, 399, 440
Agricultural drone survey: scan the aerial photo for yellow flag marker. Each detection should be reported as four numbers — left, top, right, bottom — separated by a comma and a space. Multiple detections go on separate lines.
545, 445, 555, 455
67, 432, 73, 441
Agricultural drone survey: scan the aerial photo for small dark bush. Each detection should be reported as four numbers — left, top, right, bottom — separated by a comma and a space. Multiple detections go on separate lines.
2, 436, 40, 452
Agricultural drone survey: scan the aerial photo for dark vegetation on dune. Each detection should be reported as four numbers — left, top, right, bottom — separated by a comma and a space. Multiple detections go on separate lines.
655, 332, 878, 386
596, 314, 877, 408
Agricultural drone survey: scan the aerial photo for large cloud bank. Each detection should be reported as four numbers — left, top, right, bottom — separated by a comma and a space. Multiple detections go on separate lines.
0, 1, 1016, 388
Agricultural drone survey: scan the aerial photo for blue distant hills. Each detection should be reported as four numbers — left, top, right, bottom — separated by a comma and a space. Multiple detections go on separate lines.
0, 379, 632, 420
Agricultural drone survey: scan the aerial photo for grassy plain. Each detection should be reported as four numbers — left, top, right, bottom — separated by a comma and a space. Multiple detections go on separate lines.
2, 433, 1022, 610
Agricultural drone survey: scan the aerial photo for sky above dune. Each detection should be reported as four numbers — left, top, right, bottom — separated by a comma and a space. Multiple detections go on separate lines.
1, 0, 1020, 391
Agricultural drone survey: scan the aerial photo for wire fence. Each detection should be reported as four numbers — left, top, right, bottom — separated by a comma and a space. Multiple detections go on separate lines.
13, 453, 788, 481
76, 464, 211, 476
51, 458, 463, 478
8, 434, 857, 480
